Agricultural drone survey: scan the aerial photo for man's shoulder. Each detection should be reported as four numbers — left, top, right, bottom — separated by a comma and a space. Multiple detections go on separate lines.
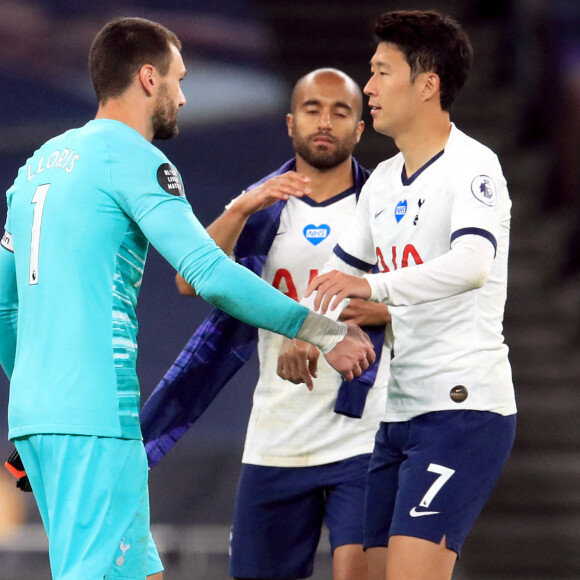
448, 124, 500, 164
30, 120, 165, 167
90, 120, 166, 161
368, 152, 404, 179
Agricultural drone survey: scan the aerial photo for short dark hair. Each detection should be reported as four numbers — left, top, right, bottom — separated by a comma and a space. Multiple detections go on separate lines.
89, 17, 182, 103
373, 10, 472, 111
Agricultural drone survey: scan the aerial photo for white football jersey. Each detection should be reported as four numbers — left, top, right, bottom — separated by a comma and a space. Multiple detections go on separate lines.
240, 190, 390, 467
335, 124, 516, 422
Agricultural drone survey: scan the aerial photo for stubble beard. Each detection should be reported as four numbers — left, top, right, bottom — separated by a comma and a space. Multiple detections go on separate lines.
152, 84, 179, 141
292, 130, 355, 171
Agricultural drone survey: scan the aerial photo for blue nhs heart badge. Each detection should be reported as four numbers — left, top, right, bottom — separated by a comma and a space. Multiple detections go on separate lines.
394, 200, 407, 223
303, 224, 330, 246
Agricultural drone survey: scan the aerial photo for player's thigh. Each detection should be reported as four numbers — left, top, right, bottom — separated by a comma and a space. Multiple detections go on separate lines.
230, 463, 325, 579
386, 535, 456, 580
389, 411, 516, 556
16, 434, 153, 580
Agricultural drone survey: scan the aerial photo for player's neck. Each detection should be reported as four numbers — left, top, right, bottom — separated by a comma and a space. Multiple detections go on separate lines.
294, 155, 354, 203
396, 113, 451, 178
95, 93, 155, 142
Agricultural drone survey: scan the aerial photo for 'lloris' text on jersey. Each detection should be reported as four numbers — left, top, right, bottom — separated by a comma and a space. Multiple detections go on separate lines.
27, 149, 80, 181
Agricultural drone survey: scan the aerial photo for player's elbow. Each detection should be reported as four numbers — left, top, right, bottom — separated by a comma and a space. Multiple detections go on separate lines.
454, 235, 495, 291
175, 272, 197, 297
466, 264, 490, 290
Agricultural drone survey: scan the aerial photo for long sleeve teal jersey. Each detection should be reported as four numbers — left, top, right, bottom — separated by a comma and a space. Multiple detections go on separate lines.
0, 119, 308, 440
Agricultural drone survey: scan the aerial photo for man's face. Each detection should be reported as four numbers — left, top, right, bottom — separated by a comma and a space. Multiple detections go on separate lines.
152, 44, 187, 140
364, 42, 424, 138
287, 72, 364, 170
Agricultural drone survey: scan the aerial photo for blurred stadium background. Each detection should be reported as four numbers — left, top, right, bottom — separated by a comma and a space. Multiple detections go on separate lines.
0, 0, 579, 578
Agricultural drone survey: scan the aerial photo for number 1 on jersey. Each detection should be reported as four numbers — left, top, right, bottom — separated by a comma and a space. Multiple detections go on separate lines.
30, 184, 50, 285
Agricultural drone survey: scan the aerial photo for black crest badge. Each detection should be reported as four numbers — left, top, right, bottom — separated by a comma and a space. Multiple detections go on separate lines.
157, 163, 184, 196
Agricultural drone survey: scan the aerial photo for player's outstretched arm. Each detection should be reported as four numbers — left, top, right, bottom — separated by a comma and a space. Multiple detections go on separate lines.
138, 193, 370, 355
175, 171, 310, 297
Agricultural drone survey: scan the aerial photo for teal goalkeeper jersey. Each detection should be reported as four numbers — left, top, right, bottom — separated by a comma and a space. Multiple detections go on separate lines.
0, 119, 308, 440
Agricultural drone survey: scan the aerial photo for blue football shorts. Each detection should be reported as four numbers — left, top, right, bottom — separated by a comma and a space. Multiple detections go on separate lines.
364, 410, 516, 556
230, 454, 371, 579
14, 434, 163, 579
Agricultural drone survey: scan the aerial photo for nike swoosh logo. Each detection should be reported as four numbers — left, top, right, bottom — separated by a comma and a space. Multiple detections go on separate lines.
374, 208, 387, 218
409, 506, 440, 517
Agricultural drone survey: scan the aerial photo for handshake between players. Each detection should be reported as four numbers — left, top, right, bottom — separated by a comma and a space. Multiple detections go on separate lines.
278, 270, 375, 389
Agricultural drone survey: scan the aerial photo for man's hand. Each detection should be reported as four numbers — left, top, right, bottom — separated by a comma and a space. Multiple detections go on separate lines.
277, 338, 320, 390
277, 324, 375, 387
305, 270, 372, 314
339, 298, 390, 326
323, 324, 375, 381
233, 171, 311, 216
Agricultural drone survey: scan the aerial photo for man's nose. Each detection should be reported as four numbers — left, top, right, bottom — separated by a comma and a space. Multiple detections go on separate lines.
319, 111, 332, 129
364, 77, 375, 96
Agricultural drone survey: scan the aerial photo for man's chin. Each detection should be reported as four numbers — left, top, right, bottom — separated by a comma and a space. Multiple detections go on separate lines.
307, 150, 351, 170
153, 126, 179, 141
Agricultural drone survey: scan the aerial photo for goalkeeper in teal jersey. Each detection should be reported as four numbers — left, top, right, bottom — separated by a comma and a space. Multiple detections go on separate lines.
0, 17, 375, 580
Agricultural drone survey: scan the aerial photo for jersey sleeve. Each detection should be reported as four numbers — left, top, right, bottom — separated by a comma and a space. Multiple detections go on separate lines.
108, 151, 309, 339
0, 227, 18, 379
448, 152, 510, 254
137, 197, 309, 337
364, 234, 495, 305
331, 180, 377, 271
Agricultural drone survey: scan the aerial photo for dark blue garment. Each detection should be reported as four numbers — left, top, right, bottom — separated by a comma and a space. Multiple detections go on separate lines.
140, 158, 385, 468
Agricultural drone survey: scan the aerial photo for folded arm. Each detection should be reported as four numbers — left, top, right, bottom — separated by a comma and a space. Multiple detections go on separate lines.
306, 234, 495, 313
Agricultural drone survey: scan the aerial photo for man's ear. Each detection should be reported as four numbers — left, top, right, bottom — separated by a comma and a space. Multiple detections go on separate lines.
139, 64, 156, 96
286, 113, 294, 137
422, 72, 440, 102
355, 120, 364, 143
